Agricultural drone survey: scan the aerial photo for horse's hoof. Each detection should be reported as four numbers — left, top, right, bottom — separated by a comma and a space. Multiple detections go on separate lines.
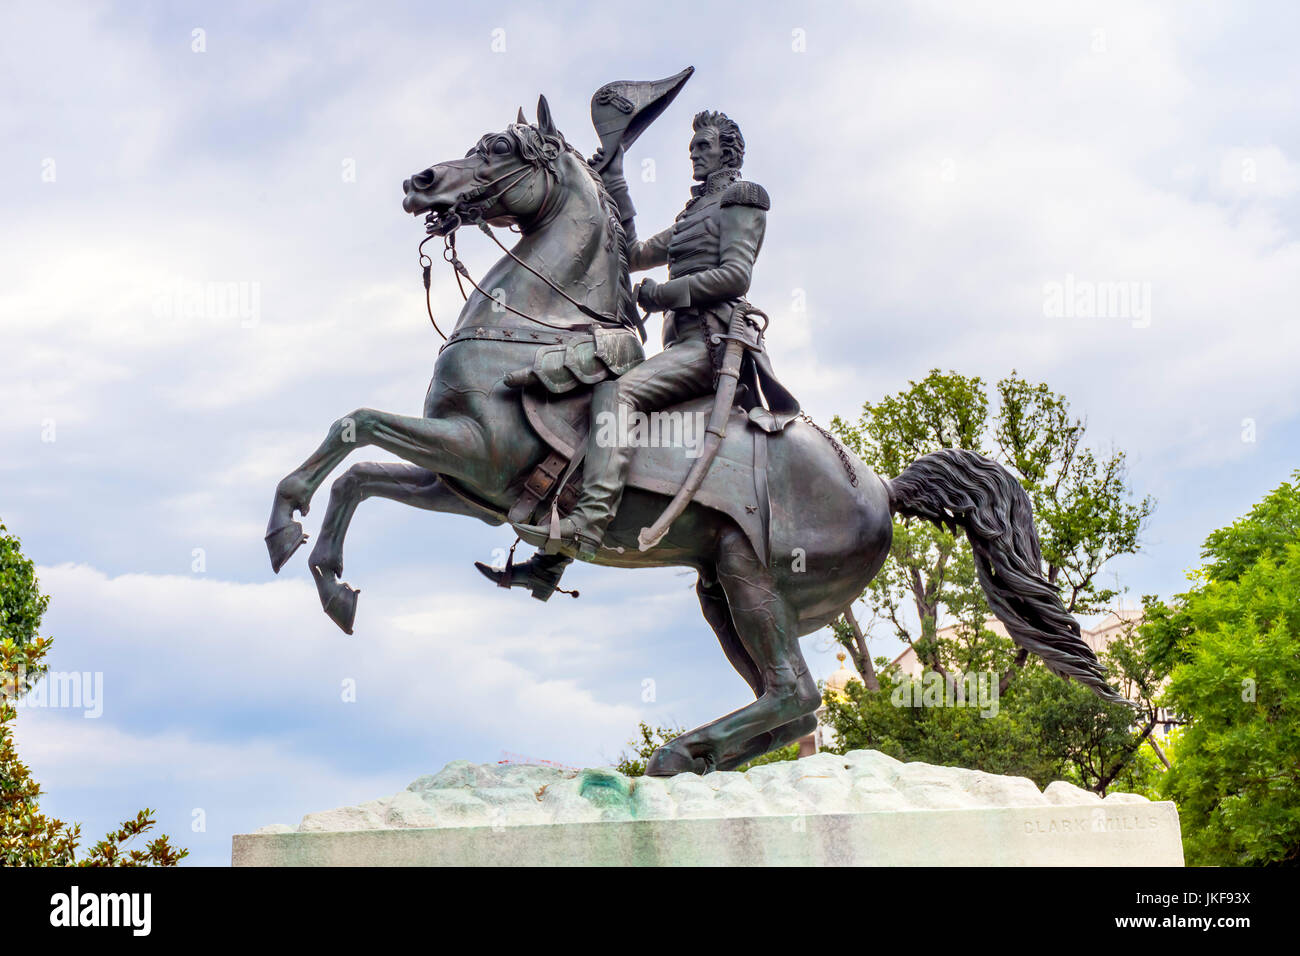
266, 522, 308, 573
325, 582, 361, 634
325, 585, 359, 635
645, 743, 714, 777
312, 566, 359, 634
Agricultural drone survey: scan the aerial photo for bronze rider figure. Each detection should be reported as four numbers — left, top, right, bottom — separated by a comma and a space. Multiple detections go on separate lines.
479, 109, 790, 598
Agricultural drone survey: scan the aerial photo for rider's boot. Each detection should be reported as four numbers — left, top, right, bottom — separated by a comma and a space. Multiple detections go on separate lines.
516, 380, 633, 561
474, 551, 575, 601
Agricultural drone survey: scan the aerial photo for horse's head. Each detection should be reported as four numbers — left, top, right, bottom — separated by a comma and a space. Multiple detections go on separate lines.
403, 95, 572, 236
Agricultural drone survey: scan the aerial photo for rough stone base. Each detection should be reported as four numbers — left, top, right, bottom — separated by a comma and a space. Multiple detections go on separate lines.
233, 804, 1182, 866
232, 750, 1184, 866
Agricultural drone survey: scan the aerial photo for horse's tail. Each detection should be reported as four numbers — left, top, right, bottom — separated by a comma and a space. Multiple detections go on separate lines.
886, 448, 1128, 705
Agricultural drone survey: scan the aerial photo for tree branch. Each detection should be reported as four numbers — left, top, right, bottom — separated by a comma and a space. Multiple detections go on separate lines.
842, 605, 880, 691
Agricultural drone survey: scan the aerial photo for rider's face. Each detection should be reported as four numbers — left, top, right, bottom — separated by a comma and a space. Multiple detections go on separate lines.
689, 128, 725, 181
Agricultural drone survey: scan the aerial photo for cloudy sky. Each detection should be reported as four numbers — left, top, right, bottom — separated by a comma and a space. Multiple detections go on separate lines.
2, 0, 1298, 865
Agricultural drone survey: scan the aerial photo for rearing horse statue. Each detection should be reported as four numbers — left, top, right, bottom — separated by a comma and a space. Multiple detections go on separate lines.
265, 93, 1125, 777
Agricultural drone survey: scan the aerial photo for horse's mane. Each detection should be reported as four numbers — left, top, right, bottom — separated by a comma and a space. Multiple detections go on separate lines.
514, 122, 638, 331
575, 149, 639, 332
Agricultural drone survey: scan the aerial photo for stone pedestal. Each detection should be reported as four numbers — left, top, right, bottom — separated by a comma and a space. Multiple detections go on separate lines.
232, 750, 1183, 866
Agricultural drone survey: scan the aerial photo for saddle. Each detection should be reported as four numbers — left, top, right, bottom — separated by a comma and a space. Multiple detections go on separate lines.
514, 387, 774, 565
497, 311, 805, 565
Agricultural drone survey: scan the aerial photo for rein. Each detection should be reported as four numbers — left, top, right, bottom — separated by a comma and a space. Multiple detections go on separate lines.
415, 159, 628, 340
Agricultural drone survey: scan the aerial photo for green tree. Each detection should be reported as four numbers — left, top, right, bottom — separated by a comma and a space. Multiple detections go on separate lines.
821, 644, 1171, 795
823, 371, 1159, 786
0, 521, 187, 866
0, 521, 48, 651
1017, 621, 1170, 794
820, 666, 1063, 785
831, 370, 1153, 686
1149, 474, 1300, 865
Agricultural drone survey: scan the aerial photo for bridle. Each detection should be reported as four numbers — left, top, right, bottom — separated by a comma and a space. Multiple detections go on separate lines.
415, 147, 629, 341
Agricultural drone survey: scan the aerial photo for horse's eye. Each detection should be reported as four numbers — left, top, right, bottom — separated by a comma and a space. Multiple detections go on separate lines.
491, 138, 513, 155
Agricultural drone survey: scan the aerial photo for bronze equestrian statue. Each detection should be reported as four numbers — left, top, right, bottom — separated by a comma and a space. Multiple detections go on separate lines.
265, 70, 1126, 777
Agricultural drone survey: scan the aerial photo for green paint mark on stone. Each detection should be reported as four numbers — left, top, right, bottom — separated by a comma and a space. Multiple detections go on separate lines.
579, 768, 631, 810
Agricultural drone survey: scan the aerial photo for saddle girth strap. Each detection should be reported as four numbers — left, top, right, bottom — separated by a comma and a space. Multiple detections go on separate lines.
508, 450, 583, 525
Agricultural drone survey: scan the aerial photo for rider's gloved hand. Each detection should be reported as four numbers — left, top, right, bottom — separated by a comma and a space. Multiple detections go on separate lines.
636, 277, 689, 313
589, 144, 625, 178
635, 277, 663, 312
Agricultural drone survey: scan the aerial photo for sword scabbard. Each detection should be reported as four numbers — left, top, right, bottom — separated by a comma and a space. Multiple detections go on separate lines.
637, 305, 757, 551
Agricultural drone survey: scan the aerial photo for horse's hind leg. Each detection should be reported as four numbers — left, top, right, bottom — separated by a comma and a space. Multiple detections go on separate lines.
695, 572, 819, 773
697, 573, 762, 694
307, 462, 503, 633
717, 715, 819, 771
648, 529, 820, 776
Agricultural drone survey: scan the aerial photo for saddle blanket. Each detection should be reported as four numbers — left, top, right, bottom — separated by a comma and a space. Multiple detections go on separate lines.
521, 387, 772, 563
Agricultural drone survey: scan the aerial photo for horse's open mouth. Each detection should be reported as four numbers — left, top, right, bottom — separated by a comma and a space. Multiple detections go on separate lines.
421, 204, 458, 236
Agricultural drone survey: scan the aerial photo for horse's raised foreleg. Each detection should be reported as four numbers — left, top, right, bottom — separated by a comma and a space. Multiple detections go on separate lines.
647, 528, 820, 776
695, 573, 820, 771
306, 462, 504, 633
266, 407, 488, 573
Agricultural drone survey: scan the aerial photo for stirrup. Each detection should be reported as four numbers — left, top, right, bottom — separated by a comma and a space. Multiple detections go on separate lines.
517, 513, 601, 561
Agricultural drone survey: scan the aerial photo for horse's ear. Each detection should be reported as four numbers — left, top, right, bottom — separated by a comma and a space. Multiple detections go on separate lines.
536, 94, 557, 136
516, 106, 527, 125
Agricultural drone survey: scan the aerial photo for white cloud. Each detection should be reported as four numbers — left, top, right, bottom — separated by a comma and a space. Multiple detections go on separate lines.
33, 561, 642, 743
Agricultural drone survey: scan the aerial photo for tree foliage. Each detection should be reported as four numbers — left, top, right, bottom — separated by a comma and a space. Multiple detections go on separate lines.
820, 667, 1059, 784
830, 370, 1153, 677
0, 521, 187, 866
0, 522, 48, 651
1148, 475, 1300, 865
1016, 623, 1169, 794
823, 371, 1159, 790
820, 642, 1167, 795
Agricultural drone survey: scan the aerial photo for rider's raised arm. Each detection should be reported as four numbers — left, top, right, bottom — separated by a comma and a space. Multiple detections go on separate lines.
593, 145, 669, 272
652, 181, 768, 310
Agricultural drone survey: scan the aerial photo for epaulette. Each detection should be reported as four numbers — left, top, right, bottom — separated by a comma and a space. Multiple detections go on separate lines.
720, 180, 770, 211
